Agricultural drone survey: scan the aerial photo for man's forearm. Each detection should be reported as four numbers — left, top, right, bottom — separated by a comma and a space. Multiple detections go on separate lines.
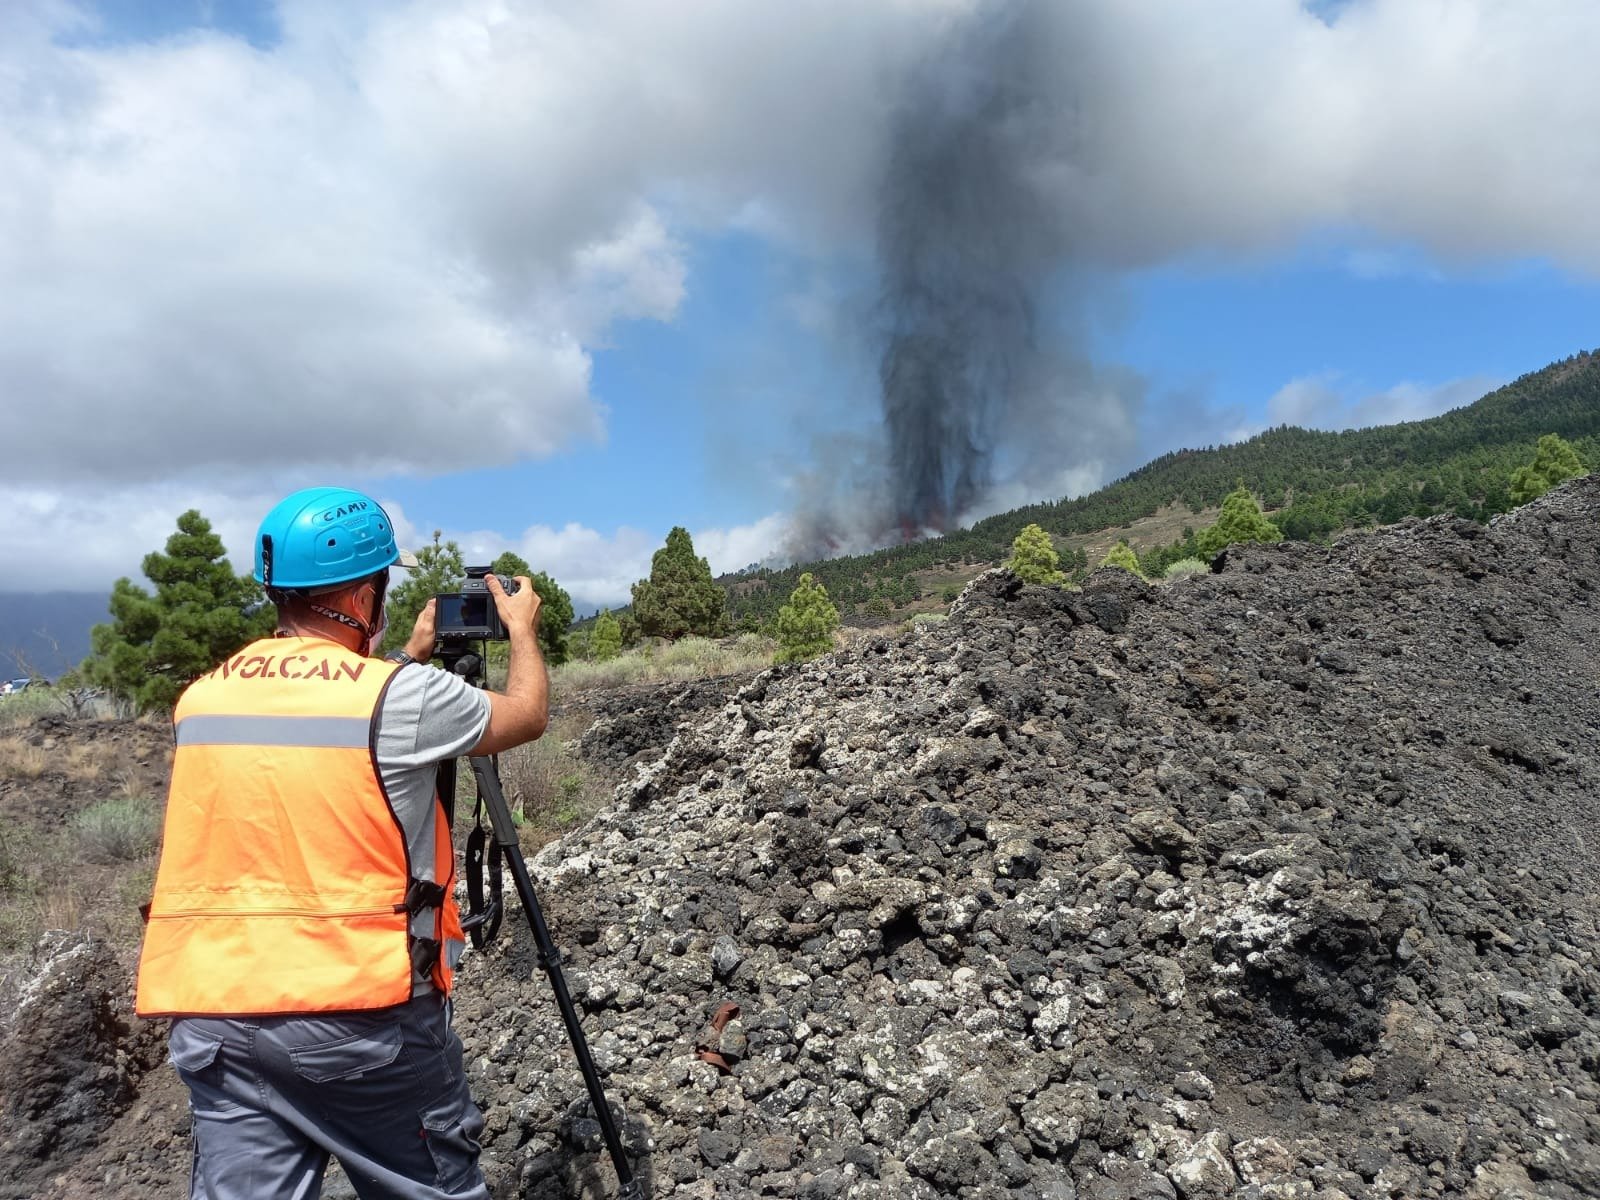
503, 628, 550, 737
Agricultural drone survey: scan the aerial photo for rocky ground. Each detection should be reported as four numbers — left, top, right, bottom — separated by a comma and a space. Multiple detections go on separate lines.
5, 479, 1600, 1198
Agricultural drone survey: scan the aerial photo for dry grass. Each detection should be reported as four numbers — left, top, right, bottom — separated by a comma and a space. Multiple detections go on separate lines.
493, 714, 606, 853
0, 828, 76, 952
0, 737, 47, 780
59, 740, 131, 784
0, 730, 145, 786
31, 882, 83, 935
555, 634, 775, 694
0, 811, 160, 951
1064, 501, 1219, 564
0, 824, 23, 895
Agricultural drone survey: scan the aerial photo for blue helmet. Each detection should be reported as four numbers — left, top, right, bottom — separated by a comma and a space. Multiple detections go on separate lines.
254, 487, 400, 590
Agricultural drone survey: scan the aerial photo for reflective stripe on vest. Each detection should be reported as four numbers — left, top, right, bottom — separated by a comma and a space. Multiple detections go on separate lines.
135, 636, 461, 1017
175, 714, 371, 748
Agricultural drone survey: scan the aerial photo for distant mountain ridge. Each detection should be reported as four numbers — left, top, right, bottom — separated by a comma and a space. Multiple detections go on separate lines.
0, 592, 108, 678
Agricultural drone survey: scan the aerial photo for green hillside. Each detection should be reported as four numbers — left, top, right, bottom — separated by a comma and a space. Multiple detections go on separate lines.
724, 348, 1600, 628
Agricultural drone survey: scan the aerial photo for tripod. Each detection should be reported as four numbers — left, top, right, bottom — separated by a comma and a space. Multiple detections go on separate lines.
436, 641, 641, 1200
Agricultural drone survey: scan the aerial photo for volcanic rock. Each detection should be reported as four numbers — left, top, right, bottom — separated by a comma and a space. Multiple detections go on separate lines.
454, 478, 1600, 1198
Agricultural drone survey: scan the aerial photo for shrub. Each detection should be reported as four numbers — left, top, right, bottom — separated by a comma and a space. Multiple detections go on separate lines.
1163, 558, 1210, 581
0, 825, 22, 895
775, 573, 840, 664
1100, 540, 1145, 578
1008, 523, 1065, 585
659, 636, 735, 675
591, 610, 623, 661
494, 716, 604, 851
1196, 483, 1282, 557
1510, 433, 1585, 504
0, 688, 61, 730
73, 798, 160, 864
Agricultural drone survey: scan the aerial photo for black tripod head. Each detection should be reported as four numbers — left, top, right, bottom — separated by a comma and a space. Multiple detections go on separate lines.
436, 638, 486, 687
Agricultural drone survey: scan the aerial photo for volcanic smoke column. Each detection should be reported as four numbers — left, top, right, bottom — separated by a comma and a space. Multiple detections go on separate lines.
877, 2, 1056, 534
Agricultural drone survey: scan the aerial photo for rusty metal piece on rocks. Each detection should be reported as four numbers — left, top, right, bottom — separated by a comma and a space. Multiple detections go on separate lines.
694, 1001, 743, 1073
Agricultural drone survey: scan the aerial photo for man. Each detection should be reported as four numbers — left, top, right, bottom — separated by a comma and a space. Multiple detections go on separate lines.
135, 486, 548, 1199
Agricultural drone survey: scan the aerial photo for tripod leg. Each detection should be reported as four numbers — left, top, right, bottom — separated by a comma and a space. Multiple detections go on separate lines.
465, 756, 641, 1198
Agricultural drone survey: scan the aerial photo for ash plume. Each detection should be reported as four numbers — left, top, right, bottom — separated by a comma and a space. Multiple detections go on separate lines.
785, 1, 1138, 565
877, 1, 1057, 535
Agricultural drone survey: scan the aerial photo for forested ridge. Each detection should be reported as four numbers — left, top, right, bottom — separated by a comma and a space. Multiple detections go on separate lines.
723, 348, 1600, 627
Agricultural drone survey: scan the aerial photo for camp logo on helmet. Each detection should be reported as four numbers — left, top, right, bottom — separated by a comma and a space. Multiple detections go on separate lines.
315, 501, 370, 523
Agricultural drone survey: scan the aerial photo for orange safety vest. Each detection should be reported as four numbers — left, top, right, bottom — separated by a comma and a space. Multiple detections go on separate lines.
135, 636, 465, 1017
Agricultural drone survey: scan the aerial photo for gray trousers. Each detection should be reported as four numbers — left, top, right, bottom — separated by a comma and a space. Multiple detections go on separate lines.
169, 992, 489, 1200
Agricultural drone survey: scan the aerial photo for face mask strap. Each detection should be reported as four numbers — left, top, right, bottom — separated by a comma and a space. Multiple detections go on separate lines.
287, 571, 389, 646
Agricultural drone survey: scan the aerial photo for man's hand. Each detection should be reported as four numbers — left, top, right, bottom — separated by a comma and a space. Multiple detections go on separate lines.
486, 573, 542, 638
472, 574, 549, 756
404, 598, 438, 662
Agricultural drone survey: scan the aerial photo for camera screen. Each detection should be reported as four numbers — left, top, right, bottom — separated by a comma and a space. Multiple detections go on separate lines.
436, 593, 491, 633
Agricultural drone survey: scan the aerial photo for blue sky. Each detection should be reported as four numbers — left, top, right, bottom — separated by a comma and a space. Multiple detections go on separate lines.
3, 0, 1597, 611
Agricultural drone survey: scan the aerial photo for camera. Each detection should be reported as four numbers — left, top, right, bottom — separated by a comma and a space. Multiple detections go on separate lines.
436, 567, 519, 640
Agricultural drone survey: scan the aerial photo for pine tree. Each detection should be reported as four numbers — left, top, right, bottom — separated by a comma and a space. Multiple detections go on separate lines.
490, 551, 574, 666
1007, 523, 1065, 586
381, 532, 465, 655
774, 573, 840, 664
617, 610, 641, 648
83, 510, 273, 711
631, 527, 728, 640
1100, 540, 1145, 577
1196, 483, 1283, 557
591, 609, 622, 662
1510, 433, 1585, 504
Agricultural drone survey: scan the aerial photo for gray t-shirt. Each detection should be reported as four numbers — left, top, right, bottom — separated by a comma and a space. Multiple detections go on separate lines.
372, 663, 491, 985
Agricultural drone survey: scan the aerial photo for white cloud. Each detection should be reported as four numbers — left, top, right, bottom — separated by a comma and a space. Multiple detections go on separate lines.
1266, 372, 1346, 428
0, 482, 278, 591
1035, 1, 1600, 271
0, 478, 788, 616
1266, 372, 1501, 433
0, 0, 947, 491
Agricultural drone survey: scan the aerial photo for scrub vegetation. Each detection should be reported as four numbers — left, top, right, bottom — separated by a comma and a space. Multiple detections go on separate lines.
493, 714, 602, 853
0, 718, 173, 954
554, 633, 777, 693
72, 797, 161, 865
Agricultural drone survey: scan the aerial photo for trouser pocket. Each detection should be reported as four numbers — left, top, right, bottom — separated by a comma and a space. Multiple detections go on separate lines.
169, 1021, 235, 1114
288, 1019, 423, 1126
421, 1090, 486, 1192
